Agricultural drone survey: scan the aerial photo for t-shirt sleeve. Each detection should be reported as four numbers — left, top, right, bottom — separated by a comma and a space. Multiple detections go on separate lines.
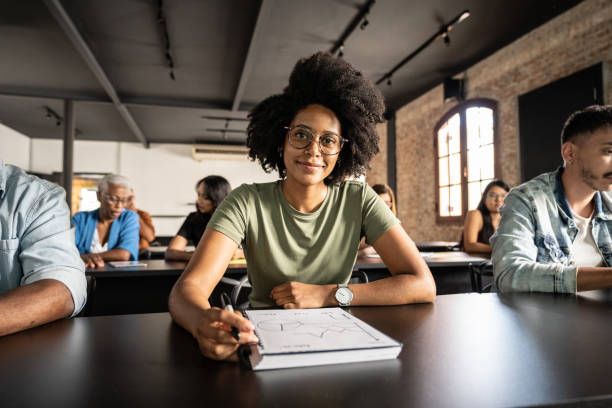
116, 210, 140, 260
176, 213, 195, 240
207, 185, 250, 245
361, 184, 400, 245
71, 211, 85, 250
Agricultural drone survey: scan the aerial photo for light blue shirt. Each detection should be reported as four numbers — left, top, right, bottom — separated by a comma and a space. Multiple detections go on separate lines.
72, 209, 139, 261
0, 161, 87, 316
491, 167, 612, 293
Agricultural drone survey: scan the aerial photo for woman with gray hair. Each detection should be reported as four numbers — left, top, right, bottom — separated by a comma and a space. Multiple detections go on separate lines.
72, 174, 140, 268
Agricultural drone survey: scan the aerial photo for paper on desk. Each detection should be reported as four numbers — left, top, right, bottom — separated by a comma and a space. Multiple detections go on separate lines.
108, 261, 147, 268
245, 308, 400, 354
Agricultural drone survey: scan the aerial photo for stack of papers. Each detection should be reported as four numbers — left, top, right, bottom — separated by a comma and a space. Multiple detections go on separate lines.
244, 308, 402, 370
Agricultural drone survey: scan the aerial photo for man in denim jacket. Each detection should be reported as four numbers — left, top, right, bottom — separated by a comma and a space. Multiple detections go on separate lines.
492, 105, 612, 293
0, 161, 87, 336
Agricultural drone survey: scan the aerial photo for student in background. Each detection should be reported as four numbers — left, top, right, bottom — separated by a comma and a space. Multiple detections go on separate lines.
492, 105, 612, 293
72, 174, 139, 268
125, 189, 156, 252
462, 180, 510, 253
165, 175, 243, 261
169, 52, 436, 362
358, 184, 397, 257
372, 184, 397, 215
0, 161, 87, 336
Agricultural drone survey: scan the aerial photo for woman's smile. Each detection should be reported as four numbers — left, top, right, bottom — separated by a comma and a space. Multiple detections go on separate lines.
296, 160, 325, 172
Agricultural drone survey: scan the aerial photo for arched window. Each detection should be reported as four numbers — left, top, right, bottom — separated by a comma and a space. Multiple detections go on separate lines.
434, 99, 499, 221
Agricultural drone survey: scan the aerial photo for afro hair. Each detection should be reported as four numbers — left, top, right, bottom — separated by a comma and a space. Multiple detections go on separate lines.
246, 52, 386, 183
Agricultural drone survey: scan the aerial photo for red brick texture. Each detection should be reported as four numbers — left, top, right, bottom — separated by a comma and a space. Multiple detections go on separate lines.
371, 0, 612, 241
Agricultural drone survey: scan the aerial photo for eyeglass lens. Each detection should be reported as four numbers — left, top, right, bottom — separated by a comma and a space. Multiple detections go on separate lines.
288, 127, 342, 155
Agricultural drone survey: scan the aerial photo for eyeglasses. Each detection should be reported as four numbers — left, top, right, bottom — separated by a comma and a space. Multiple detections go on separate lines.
284, 126, 347, 156
103, 193, 130, 206
486, 192, 507, 200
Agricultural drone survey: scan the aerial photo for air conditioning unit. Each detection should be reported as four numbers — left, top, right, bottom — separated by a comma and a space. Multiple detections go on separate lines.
191, 144, 249, 161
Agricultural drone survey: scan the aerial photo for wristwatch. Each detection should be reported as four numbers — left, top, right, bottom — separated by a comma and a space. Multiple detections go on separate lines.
335, 284, 354, 307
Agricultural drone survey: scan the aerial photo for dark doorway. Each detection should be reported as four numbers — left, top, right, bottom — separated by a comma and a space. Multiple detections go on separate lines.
518, 63, 604, 182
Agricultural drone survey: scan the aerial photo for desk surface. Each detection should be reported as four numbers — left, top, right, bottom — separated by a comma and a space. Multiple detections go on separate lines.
86, 259, 248, 277
3, 292, 612, 407
356, 251, 489, 269
87, 252, 487, 277
415, 241, 460, 251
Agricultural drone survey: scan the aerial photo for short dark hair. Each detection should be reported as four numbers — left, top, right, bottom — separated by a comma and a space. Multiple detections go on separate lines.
196, 175, 231, 209
561, 105, 612, 144
247, 52, 386, 184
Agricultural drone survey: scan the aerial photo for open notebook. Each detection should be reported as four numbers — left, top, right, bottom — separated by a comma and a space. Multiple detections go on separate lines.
243, 308, 402, 371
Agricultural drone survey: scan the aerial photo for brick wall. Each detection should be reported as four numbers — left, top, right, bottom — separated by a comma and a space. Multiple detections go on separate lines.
365, 122, 388, 186
381, 0, 612, 242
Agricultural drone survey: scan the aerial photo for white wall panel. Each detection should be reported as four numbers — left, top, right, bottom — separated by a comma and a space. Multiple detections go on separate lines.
0, 124, 30, 170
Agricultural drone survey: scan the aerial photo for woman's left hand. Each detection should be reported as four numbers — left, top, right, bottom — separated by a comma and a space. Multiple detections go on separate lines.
269, 282, 334, 309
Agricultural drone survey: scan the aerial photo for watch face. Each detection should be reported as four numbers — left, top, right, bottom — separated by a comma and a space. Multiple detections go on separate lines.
335, 288, 352, 305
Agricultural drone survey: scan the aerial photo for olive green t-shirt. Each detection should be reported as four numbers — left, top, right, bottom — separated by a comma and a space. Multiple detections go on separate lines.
208, 180, 399, 307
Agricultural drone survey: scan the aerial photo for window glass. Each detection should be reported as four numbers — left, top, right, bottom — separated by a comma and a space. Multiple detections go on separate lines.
435, 101, 497, 219
439, 157, 449, 186
439, 187, 450, 217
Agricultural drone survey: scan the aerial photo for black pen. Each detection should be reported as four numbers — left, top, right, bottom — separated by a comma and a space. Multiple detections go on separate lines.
220, 293, 240, 341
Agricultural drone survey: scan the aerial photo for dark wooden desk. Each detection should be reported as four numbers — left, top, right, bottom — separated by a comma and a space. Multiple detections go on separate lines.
3, 292, 612, 407
86, 259, 188, 278
356, 252, 490, 294
415, 240, 460, 252
84, 260, 248, 316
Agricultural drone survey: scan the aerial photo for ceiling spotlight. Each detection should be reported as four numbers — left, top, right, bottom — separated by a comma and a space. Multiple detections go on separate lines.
338, 44, 344, 58
360, 18, 369, 30
458, 10, 470, 23
387, 78, 392, 86
442, 32, 450, 46
56, 120, 61, 126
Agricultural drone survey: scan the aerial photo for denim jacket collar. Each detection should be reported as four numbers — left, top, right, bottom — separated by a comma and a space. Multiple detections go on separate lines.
0, 160, 6, 199
552, 166, 612, 223
553, 167, 573, 224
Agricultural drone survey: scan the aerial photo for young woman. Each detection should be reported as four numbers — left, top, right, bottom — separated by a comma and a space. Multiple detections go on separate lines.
169, 52, 436, 362
165, 175, 239, 261
462, 180, 510, 253
358, 184, 397, 256
372, 184, 397, 215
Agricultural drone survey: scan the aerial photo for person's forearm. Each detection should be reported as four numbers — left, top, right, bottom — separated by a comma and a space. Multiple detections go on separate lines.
168, 280, 212, 336
165, 249, 194, 261
139, 222, 156, 242
349, 272, 436, 305
99, 248, 131, 261
577, 267, 612, 291
358, 245, 377, 257
464, 241, 492, 253
0, 279, 74, 337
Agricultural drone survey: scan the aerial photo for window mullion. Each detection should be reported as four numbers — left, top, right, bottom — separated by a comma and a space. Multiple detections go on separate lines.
460, 109, 468, 217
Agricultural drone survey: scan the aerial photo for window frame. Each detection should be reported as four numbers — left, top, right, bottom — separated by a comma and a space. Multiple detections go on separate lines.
434, 98, 500, 224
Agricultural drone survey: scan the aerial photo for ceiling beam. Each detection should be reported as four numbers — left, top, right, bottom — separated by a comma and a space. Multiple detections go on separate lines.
43, 0, 149, 147
0, 86, 108, 102
231, 0, 274, 112
0, 87, 250, 119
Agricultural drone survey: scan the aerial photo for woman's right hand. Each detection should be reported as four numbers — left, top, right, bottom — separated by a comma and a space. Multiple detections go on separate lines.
193, 308, 258, 361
